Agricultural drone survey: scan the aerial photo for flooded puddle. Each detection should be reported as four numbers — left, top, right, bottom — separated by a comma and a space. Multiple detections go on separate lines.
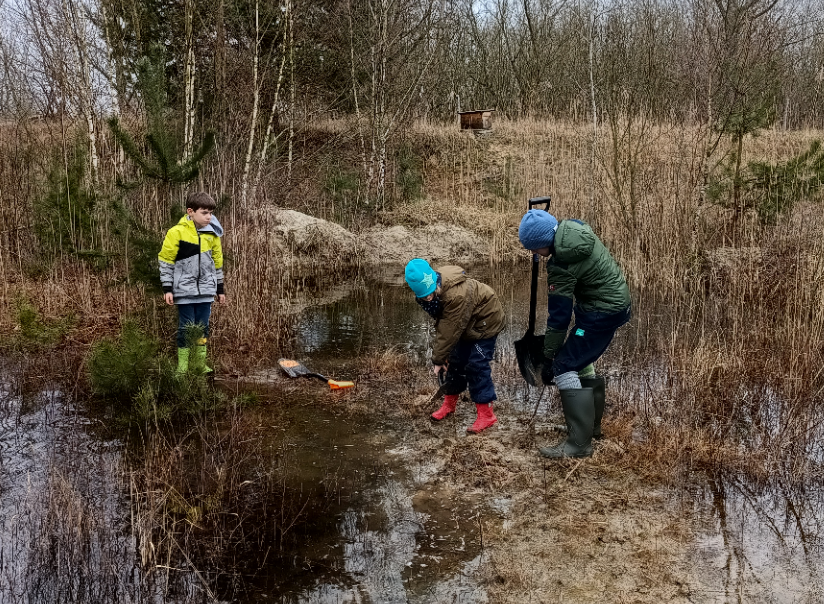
203, 397, 489, 603
686, 471, 824, 602
2, 264, 824, 601
0, 378, 139, 602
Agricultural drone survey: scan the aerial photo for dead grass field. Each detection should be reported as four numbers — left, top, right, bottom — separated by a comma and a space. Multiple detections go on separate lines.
2, 118, 824, 601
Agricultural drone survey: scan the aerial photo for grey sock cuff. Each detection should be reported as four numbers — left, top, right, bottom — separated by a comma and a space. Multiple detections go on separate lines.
555, 371, 582, 390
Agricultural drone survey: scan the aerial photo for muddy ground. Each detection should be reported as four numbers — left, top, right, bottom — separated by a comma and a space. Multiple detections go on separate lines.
324, 363, 820, 604
334, 377, 696, 603
239, 246, 823, 603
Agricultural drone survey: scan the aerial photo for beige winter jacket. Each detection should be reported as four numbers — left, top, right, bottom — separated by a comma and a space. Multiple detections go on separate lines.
431, 266, 505, 365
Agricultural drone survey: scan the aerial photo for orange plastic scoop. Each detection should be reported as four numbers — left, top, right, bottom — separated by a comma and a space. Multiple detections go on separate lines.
278, 358, 355, 390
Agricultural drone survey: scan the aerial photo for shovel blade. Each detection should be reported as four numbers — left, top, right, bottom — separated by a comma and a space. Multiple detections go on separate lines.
514, 333, 545, 386
278, 358, 312, 378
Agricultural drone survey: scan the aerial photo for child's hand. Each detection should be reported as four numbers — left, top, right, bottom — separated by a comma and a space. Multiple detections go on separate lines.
164, 292, 174, 305
432, 364, 446, 379
217, 294, 227, 304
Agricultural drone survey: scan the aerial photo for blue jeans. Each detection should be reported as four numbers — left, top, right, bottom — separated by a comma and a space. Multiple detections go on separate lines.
442, 336, 498, 404
177, 302, 212, 348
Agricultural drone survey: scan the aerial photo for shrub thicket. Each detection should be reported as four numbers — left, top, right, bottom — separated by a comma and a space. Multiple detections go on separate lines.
87, 322, 238, 425
12, 296, 73, 350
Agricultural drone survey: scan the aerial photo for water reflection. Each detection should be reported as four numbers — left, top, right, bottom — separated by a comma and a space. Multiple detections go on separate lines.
0, 376, 153, 602
690, 470, 824, 602
198, 395, 488, 603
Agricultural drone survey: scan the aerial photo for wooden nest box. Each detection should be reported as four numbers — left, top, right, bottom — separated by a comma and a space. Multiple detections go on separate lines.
458, 109, 495, 130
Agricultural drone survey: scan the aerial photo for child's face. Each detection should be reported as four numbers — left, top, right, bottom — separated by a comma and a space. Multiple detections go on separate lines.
531, 246, 551, 257
187, 207, 213, 229
419, 292, 436, 302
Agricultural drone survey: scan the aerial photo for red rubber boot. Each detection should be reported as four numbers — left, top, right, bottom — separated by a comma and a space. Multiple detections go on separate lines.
467, 403, 497, 434
431, 394, 459, 421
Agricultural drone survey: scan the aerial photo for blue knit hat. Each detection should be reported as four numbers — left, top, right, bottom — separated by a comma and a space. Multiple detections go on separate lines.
405, 258, 438, 298
519, 210, 558, 250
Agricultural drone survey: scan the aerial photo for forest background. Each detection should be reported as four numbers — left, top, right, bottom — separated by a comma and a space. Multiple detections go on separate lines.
0, 0, 823, 384
3, 0, 824, 345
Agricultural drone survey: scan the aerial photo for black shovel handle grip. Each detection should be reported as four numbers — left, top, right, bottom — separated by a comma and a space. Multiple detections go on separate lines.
305, 372, 330, 382
528, 196, 551, 210
528, 256, 539, 333
436, 366, 447, 386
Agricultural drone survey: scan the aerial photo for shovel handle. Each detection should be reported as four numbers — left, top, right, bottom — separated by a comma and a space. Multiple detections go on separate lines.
528, 196, 551, 211
307, 373, 355, 390
525, 196, 550, 334
328, 379, 355, 390
528, 255, 539, 333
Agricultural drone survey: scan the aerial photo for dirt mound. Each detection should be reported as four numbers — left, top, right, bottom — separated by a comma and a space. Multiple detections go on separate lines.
264, 208, 490, 266
361, 223, 489, 265
265, 208, 361, 264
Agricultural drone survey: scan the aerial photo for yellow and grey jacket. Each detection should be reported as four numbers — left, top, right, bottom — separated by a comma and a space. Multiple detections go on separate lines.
432, 266, 505, 365
158, 215, 224, 305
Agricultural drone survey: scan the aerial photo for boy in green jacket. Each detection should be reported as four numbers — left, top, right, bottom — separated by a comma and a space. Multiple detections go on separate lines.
518, 210, 631, 459
158, 192, 226, 374
405, 259, 505, 434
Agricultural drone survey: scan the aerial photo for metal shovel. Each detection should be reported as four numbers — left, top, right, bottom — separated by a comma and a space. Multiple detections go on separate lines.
514, 196, 551, 386
278, 358, 355, 390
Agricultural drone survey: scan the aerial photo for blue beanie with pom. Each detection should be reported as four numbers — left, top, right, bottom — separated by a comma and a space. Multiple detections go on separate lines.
519, 210, 558, 250
405, 258, 438, 298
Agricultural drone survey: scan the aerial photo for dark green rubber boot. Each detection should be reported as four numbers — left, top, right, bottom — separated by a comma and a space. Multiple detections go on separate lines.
552, 375, 607, 440
539, 387, 595, 459
580, 376, 606, 439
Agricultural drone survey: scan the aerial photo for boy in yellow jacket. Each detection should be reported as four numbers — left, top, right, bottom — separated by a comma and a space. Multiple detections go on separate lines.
158, 192, 226, 373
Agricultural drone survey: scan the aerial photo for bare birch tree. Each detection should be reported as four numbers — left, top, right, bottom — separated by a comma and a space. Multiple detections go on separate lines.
239, 0, 291, 208
182, 0, 197, 160
7, 0, 110, 179
348, 0, 451, 207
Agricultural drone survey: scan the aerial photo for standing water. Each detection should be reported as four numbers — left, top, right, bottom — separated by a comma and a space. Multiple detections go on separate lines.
1, 263, 824, 602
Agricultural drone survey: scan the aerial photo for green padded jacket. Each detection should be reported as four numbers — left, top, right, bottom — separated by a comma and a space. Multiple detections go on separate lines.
543, 219, 631, 357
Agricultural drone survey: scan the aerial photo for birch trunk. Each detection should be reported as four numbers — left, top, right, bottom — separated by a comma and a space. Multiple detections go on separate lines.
240, 0, 261, 209
183, 0, 197, 161
252, 17, 289, 202
287, 0, 295, 186
65, 0, 99, 181
355, 0, 446, 208
348, 0, 369, 179
99, 1, 124, 175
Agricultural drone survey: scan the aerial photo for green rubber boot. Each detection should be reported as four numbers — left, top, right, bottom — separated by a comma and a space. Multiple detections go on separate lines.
194, 343, 214, 374
539, 388, 595, 459
551, 375, 607, 440
176, 348, 190, 375
580, 376, 606, 439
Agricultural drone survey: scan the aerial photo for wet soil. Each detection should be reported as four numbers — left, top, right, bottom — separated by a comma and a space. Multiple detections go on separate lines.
2, 263, 824, 602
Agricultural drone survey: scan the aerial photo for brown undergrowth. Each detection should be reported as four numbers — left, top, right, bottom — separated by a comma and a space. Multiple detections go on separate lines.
3, 119, 824, 600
